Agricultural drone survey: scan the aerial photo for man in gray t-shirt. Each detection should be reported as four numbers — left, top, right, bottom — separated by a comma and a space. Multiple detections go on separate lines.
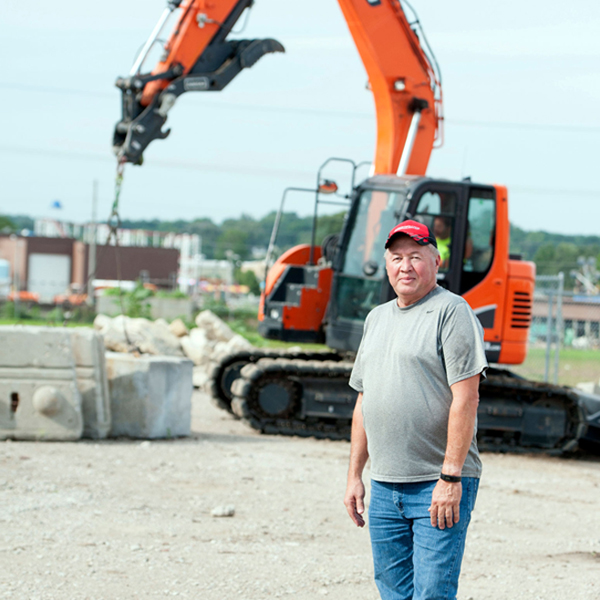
343, 220, 488, 600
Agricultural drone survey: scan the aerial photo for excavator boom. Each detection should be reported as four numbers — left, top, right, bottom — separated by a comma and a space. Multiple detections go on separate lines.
337, 0, 442, 175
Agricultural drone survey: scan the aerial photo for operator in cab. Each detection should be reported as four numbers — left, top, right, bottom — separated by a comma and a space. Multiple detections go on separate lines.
433, 215, 452, 269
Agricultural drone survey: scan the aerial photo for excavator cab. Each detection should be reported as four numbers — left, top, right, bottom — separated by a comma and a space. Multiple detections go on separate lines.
259, 174, 535, 367
327, 176, 534, 365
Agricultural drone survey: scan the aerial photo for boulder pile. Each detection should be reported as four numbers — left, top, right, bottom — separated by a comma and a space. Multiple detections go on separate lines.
94, 310, 254, 389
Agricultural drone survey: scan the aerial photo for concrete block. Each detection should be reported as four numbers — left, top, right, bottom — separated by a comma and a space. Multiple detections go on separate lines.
95, 296, 122, 317
70, 328, 111, 439
96, 297, 194, 321
0, 326, 83, 440
105, 352, 193, 439
148, 297, 194, 321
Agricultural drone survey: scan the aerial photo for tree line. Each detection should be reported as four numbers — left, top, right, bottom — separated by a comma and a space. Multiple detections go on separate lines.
2, 214, 599, 289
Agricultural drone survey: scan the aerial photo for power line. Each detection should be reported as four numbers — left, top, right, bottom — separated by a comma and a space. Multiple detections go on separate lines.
0, 144, 316, 179
1, 81, 599, 134
0, 82, 115, 99
448, 119, 600, 135
3, 142, 600, 200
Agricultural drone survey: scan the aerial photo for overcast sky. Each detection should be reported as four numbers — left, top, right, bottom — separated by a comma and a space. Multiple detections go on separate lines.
1, 0, 599, 234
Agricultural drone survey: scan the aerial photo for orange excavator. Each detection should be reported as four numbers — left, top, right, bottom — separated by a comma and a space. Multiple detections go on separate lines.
114, 1, 600, 454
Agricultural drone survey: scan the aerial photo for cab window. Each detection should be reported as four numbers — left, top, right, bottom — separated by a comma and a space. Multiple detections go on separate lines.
414, 191, 457, 273
460, 190, 495, 293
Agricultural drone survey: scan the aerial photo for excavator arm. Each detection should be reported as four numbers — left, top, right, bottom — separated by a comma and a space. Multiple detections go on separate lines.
337, 0, 442, 176
113, 0, 284, 165
113, 1, 440, 173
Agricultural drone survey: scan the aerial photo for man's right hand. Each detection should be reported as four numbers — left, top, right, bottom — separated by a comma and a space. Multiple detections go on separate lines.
344, 478, 366, 527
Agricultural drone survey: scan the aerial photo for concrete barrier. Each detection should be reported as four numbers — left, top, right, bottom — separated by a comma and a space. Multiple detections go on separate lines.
0, 327, 84, 440
149, 297, 194, 321
70, 328, 111, 439
105, 353, 193, 438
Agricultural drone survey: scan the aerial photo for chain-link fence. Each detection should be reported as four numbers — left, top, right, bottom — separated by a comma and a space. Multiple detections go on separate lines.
511, 273, 600, 388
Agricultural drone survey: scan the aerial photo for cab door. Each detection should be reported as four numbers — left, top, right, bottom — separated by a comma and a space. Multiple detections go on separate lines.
399, 180, 506, 361
404, 180, 470, 296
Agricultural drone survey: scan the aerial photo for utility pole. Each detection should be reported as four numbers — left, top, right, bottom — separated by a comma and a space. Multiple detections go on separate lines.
87, 180, 98, 308
10, 234, 20, 320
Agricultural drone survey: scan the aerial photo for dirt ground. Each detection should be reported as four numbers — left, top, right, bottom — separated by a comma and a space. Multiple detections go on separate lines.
1, 391, 599, 600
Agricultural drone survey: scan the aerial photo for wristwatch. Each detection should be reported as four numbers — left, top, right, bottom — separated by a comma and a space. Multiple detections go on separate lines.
440, 473, 462, 483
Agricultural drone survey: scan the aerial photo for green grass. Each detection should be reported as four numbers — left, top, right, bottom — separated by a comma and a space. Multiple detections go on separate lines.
511, 347, 600, 387
0, 319, 93, 328
227, 317, 328, 351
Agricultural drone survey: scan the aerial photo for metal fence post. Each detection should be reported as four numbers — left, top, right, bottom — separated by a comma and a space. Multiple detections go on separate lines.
544, 290, 554, 383
553, 272, 564, 385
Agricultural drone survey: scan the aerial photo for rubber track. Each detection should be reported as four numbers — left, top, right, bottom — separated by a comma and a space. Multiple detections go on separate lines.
227, 361, 588, 452
230, 358, 355, 439
478, 369, 584, 454
208, 348, 344, 413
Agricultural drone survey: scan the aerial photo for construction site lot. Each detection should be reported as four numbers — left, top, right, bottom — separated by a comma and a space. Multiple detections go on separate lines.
2, 391, 599, 600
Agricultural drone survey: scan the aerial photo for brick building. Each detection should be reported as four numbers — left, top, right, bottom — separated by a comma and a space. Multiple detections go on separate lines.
0, 235, 179, 302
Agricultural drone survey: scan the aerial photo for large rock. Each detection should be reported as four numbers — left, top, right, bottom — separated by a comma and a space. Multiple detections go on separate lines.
189, 327, 211, 348
195, 310, 235, 342
186, 313, 256, 389
105, 353, 193, 438
180, 335, 212, 367
169, 318, 189, 338
93, 313, 112, 332
95, 315, 184, 357
215, 334, 253, 358
192, 366, 210, 389
0, 326, 84, 440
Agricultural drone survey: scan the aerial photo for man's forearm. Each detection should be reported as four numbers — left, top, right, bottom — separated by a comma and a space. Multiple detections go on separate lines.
443, 376, 480, 476
344, 393, 369, 527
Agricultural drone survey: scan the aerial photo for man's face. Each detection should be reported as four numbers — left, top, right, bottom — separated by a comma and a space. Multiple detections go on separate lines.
385, 235, 440, 307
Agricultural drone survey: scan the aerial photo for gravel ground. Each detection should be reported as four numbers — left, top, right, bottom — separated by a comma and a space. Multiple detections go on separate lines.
1, 391, 599, 600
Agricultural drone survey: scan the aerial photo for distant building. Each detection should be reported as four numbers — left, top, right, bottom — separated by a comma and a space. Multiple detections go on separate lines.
0, 229, 180, 302
532, 295, 600, 343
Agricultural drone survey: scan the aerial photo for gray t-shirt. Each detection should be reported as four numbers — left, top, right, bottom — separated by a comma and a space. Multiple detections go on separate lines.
349, 286, 487, 483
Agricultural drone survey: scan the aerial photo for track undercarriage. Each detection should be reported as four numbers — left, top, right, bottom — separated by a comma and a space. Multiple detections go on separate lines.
209, 350, 600, 455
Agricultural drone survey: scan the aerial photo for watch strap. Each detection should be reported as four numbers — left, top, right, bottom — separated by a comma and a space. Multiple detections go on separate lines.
440, 473, 462, 483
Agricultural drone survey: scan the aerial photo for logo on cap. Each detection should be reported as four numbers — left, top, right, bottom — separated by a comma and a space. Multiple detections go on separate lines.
385, 220, 437, 249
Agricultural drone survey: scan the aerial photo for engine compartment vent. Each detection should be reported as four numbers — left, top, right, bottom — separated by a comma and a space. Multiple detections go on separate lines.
511, 290, 532, 329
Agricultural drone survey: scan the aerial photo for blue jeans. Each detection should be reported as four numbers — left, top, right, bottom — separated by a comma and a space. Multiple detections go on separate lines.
368, 478, 479, 600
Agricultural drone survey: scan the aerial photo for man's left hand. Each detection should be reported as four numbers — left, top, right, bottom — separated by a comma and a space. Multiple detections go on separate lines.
428, 480, 462, 529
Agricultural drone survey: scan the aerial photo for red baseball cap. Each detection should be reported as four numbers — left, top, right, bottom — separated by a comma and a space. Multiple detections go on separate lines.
385, 220, 437, 249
